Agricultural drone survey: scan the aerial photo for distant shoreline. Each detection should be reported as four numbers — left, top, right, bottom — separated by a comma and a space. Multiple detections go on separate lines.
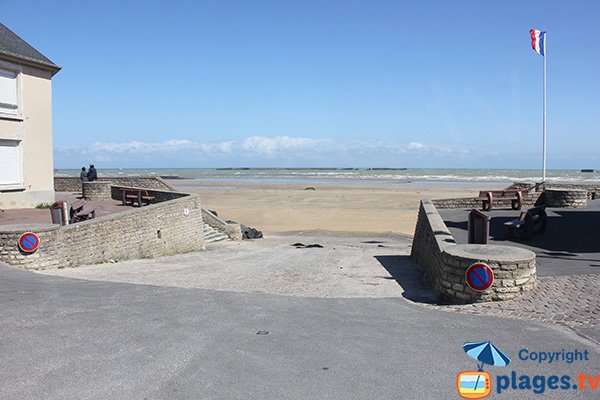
213, 167, 408, 171
53, 167, 600, 186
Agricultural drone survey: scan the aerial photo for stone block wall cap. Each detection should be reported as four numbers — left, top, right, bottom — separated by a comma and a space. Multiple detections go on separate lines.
0, 223, 60, 233
445, 244, 535, 262
546, 188, 587, 192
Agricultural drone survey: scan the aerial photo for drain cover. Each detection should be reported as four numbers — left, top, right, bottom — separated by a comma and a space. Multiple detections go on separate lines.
256, 331, 270, 335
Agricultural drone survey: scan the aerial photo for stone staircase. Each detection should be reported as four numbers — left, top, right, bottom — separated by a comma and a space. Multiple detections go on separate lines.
203, 223, 229, 243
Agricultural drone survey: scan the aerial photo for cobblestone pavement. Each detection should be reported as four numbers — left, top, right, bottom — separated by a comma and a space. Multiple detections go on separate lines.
421, 273, 600, 334
434, 201, 600, 342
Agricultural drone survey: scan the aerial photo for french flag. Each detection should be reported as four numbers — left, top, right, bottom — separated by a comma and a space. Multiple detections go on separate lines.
530, 29, 546, 56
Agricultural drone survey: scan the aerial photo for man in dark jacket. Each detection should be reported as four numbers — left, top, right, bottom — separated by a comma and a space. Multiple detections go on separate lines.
87, 164, 98, 181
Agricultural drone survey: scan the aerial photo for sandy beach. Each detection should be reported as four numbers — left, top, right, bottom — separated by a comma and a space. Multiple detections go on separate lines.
169, 179, 482, 236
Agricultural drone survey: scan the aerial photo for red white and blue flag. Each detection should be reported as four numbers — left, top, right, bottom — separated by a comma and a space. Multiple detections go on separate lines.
530, 29, 545, 56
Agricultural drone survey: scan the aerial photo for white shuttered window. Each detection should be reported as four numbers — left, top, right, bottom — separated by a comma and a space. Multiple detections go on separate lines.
0, 69, 18, 113
0, 140, 22, 185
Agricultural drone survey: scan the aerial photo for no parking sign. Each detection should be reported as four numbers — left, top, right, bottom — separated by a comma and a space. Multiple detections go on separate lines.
465, 262, 494, 292
18, 232, 40, 253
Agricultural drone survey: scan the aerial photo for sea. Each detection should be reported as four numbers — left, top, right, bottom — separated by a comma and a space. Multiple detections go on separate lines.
54, 168, 600, 188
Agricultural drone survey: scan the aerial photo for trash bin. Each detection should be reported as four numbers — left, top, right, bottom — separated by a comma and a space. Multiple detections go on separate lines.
50, 201, 69, 226
468, 209, 489, 244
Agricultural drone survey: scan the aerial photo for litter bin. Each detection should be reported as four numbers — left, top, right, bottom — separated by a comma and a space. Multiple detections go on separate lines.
50, 201, 69, 226
468, 209, 489, 244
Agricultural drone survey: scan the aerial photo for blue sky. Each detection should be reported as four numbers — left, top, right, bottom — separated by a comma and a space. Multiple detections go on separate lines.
2, 0, 599, 169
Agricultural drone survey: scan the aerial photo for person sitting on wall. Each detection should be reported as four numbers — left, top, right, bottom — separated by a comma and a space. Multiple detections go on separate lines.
87, 164, 98, 182
80, 166, 88, 182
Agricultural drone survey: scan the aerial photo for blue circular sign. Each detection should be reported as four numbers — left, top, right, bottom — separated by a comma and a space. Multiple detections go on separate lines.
465, 263, 494, 292
18, 232, 40, 253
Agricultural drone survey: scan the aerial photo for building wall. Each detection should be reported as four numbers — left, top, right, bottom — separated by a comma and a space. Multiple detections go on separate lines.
0, 61, 55, 209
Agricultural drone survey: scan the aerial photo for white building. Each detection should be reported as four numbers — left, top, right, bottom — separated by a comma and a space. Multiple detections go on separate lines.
0, 22, 61, 209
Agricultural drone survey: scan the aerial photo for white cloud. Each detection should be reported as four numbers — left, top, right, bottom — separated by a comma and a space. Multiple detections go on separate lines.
242, 136, 326, 154
164, 139, 193, 146
54, 135, 479, 166
217, 141, 234, 153
407, 142, 425, 151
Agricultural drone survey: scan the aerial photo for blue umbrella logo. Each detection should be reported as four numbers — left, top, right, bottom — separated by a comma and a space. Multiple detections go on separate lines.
460, 341, 510, 398
463, 341, 511, 371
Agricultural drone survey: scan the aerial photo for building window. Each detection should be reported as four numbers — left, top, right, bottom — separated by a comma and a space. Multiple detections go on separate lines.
0, 68, 18, 116
0, 139, 23, 187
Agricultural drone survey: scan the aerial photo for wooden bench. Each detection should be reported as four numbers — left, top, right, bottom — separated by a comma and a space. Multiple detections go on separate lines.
504, 205, 547, 240
121, 189, 156, 207
69, 199, 96, 223
477, 189, 525, 211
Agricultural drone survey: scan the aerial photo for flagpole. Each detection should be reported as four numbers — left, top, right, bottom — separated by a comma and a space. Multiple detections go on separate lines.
542, 33, 547, 184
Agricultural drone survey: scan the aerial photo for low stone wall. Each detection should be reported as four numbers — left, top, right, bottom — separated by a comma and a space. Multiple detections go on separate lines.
201, 209, 242, 241
82, 181, 112, 201
0, 195, 205, 270
545, 183, 600, 200
513, 182, 599, 200
442, 245, 536, 302
509, 182, 537, 191
545, 188, 588, 208
431, 197, 482, 209
54, 176, 176, 193
411, 199, 456, 289
432, 190, 541, 210
411, 200, 537, 304
110, 186, 189, 203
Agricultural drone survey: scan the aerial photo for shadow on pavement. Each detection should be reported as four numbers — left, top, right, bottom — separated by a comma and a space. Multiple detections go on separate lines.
374, 255, 438, 304
441, 202, 600, 276
446, 208, 600, 254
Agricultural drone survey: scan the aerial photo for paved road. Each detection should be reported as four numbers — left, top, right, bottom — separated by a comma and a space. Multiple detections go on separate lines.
40, 233, 600, 343
37, 234, 418, 299
1, 262, 599, 399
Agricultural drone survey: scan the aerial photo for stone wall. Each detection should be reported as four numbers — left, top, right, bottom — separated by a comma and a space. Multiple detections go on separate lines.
411, 200, 537, 304
544, 183, 599, 200
110, 186, 189, 203
0, 195, 205, 270
54, 176, 176, 193
431, 197, 483, 210
512, 182, 599, 200
441, 245, 536, 303
432, 188, 541, 210
431, 194, 540, 210
411, 200, 456, 289
432, 183, 596, 210
201, 209, 242, 241
82, 181, 112, 201
544, 188, 588, 208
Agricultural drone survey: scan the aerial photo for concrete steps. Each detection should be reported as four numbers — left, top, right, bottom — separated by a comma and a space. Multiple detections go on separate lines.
203, 223, 229, 243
